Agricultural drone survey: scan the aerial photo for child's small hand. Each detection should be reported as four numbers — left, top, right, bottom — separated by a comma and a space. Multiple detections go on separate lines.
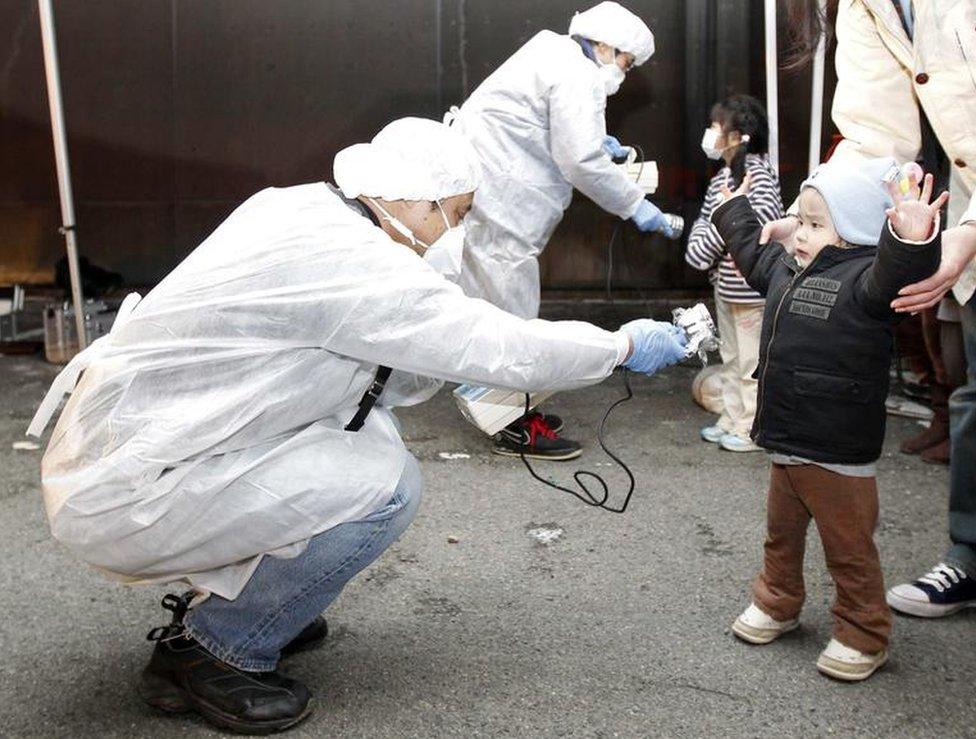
718, 173, 751, 205
885, 172, 950, 242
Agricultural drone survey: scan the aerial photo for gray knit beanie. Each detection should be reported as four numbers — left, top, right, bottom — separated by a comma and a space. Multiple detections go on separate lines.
800, 156, 896, 246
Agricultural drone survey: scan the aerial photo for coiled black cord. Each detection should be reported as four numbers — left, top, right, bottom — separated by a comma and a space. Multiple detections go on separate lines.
519, 143, 649, 513
518, 368, 636, 514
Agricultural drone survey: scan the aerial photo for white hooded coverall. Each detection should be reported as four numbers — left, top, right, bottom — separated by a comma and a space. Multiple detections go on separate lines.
32, 183, 624, 600
451, 30, 646, 319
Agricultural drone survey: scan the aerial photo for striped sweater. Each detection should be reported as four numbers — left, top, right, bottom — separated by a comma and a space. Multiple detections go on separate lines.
685, 154, 784, 303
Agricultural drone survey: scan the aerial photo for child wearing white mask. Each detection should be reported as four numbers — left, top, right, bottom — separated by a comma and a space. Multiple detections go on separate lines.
685, 95, 784, 453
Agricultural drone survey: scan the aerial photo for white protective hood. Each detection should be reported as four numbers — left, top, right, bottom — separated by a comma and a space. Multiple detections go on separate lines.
334, 116, 481, 202
568, 2, 655, 66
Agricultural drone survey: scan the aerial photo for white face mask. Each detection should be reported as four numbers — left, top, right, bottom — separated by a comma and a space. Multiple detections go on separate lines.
596, 47, 626, 96
369, 198, 466, 280
423, 203, 466, 280
700, 128, 724, 160
599, 62, 626, 96
701, 128, 750, 160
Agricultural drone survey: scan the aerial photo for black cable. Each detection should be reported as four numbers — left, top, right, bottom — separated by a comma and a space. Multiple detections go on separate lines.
518, 369, 637, 514
605, 221, 623, 303
606, 144, 652, 303
632, 144, 646, 177
520, 141, 649, 513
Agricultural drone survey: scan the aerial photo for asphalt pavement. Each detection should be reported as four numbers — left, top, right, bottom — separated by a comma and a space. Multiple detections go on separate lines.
1, 354, 972, 737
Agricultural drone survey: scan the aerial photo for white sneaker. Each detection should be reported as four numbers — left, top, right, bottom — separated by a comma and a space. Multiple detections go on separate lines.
731, 603, 799, 644
720, 433, 762, 453
816, 638, 888, 682
700, 425, 726, 443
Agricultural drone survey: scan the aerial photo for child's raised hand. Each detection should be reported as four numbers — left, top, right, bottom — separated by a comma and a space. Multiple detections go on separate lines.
718, 173, 752, 205
885, 172, 950, 242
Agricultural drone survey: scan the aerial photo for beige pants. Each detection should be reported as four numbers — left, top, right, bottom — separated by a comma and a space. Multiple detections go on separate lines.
714, 293, 763, 438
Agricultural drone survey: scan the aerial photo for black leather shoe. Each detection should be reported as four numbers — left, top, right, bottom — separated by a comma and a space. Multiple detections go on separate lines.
139, 594, 312, 734
281, 616, 328, 658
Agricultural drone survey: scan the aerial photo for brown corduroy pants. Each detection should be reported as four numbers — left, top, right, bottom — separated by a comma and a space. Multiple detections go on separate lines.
752, 463, 892, 654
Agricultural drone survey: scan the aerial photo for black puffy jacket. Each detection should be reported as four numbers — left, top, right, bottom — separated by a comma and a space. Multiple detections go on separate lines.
712, 196, 941, 464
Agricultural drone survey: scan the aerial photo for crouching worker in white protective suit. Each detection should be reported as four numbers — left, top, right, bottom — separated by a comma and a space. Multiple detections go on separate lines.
27, 117, 687, 734
445, 1, 684, 461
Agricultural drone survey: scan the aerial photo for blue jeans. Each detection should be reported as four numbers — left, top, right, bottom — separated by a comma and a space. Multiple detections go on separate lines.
184, 454, 422, 671
946, 297, 976, 577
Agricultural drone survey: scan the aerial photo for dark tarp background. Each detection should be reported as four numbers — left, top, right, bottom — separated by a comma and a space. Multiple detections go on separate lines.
0, 0, 835, 293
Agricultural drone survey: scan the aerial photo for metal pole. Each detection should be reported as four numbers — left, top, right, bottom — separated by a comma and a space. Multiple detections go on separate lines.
764, 0, 779, 173
38, 0, 87, 350
808, 0, 827, 175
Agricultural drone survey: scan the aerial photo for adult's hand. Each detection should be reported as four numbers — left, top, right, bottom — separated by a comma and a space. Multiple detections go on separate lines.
602, 135, 631, 160
759, 215, 800, 246
891, 222, 976, 312
631, 200, 684, 240
619, 319, 688, 375
718, 172, 751, 204
631, 199, 664, 232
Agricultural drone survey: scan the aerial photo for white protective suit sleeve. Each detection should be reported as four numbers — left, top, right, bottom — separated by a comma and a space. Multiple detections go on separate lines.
319, 208, 621, 393
547, 70, 645, 220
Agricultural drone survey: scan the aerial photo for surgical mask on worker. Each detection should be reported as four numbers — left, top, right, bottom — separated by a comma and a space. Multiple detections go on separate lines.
368, 198, 465, 279
599, 55, 626, 96
423, 202, 466, 280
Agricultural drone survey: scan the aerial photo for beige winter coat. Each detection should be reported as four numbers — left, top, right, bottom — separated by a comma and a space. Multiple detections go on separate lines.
830, 0, 976, 303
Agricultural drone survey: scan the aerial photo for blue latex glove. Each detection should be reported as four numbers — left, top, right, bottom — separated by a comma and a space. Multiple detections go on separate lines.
620, 320, 688, 375
631, 199, 665, 232
657, 212, 684, 239
602, 135, 631, 160
632, 200, 684, 239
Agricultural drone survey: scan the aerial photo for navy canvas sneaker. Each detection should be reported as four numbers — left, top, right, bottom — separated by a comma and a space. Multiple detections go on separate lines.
887, 563, 976, 617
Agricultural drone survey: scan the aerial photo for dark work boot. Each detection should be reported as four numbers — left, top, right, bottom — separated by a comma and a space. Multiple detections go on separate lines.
920, 438, 950, 465
900, 387, 949, 455
139, 594, 313, 734
899, 418, 949, 454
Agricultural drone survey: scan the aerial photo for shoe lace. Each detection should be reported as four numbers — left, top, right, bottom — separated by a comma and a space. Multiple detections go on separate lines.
146, 591, 193, 642
917, 563, 967, 593
524, 413, 557, 445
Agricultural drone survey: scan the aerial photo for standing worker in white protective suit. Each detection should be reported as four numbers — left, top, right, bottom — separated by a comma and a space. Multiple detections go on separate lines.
446, 1, 683, 461
27, 118, 687, 735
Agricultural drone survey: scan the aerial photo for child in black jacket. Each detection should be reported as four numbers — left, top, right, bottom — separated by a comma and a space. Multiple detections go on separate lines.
711, 156, 948, 682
